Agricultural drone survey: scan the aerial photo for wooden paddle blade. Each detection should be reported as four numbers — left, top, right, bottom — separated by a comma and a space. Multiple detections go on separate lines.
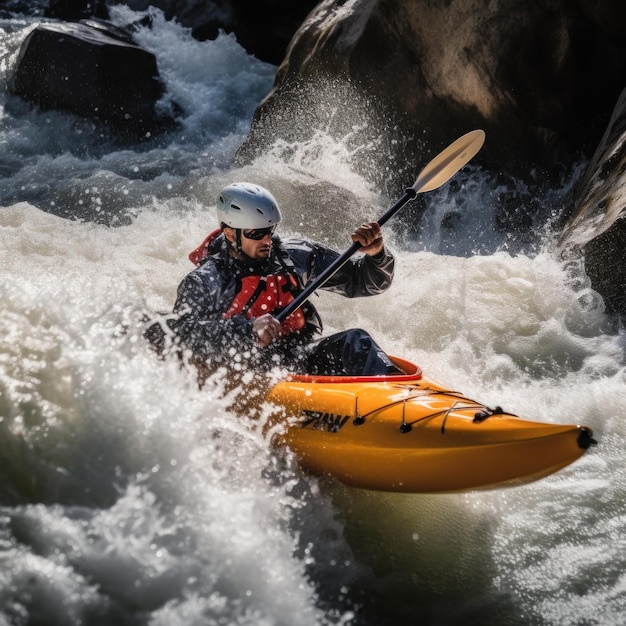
412, 129, 485, 193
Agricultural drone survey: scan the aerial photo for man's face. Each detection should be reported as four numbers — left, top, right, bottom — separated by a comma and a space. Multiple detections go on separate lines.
224, 226, 274, 261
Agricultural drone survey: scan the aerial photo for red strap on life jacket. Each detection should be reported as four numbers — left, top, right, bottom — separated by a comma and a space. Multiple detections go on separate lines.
189, 228, 222, 266
223, 274, 306, 334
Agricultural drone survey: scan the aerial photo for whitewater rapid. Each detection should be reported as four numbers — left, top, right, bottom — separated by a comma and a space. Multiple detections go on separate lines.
1, 5, 625, 626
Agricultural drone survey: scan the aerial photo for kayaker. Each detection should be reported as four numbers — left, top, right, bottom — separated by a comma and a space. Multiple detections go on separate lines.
163, 182, 400, 376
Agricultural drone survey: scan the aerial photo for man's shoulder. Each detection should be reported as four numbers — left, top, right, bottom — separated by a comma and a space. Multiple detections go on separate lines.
279, 236, 334, 259
186, 253, 226, 283
276, 237, 319, 266
280, 236, 314, 250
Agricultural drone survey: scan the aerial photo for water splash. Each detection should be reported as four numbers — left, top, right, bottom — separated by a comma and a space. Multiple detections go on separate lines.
1, 6, 625, 626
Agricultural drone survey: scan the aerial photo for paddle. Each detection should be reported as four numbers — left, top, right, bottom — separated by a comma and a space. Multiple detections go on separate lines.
275, 129, 485, 323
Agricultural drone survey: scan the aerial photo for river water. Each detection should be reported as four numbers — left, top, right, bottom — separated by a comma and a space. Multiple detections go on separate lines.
1, 6, 625, 626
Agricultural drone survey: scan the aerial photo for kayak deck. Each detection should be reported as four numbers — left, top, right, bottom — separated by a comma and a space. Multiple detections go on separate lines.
266, 357, 596, 493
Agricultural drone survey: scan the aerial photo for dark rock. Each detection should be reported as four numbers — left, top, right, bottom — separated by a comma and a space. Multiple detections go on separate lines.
559, 88, 626, 317
2, 1, 47, 18
212, 0, 319, 65
235, 0, 626, 195
583, 223, 626, 318
121, 0, 319, 65
10, 20, 177, 139
45, 0, 109, 20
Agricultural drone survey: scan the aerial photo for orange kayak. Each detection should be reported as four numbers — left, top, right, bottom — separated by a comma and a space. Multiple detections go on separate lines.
266, 357, 596, 493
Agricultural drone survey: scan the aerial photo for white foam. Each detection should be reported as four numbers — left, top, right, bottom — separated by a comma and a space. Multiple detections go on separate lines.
1, 6, 625, 625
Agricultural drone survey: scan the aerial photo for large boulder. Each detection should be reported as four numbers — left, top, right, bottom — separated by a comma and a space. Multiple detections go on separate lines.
235, 0, 626, 196
10, 20, 177, 138
558, 89, 626, 317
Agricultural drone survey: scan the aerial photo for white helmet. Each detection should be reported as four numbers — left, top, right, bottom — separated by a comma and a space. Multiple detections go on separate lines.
216, 182, 282, 229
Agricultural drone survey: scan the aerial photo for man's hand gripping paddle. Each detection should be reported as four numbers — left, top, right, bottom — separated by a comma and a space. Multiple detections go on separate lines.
275, 129, 486, 323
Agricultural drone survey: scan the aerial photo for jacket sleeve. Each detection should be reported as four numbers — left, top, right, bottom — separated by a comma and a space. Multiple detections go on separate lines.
287, 239, 395, 298
326, 246, 395, 297
170, 263, 255, 358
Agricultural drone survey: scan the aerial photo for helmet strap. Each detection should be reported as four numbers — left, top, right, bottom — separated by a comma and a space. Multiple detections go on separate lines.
222, 225, 244, 257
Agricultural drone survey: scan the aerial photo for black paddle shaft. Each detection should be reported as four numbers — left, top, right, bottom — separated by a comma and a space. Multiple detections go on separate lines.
275, 187, 417, 323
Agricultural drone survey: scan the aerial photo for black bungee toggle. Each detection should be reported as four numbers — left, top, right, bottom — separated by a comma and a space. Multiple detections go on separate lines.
473, 405, 506, 423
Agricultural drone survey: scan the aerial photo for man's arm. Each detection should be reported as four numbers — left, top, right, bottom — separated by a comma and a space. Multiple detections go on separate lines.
310, 222, 395, 298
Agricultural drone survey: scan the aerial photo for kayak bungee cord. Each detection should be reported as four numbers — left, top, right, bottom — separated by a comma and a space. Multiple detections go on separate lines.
350, 386, 504, 434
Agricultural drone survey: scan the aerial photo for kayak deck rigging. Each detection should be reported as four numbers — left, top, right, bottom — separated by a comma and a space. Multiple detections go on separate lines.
354, 386, 496, 434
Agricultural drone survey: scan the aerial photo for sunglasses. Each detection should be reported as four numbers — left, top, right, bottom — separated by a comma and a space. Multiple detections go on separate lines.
242, 225, 277, 240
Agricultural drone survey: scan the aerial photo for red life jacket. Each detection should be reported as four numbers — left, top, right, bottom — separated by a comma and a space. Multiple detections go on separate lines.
223, 274, 306, 334
189, 230, 306, 335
